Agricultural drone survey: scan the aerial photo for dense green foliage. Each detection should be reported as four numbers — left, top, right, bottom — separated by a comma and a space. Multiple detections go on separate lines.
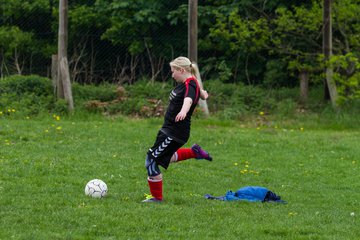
0, 0, 359, 102
1, 75, 359, 124
1, 115, 359, 239
0, 74, 314, 118
0, 75, 55, 115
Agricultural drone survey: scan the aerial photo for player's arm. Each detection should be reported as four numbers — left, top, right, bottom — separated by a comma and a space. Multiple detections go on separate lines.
175, 97, 192, 122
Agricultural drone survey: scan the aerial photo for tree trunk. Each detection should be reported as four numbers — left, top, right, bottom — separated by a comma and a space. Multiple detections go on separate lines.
299, 70, 309, 103
193, 63, 209, 117
188, 0, 197, 63
323, 0, 338, 108
57, 0, 74, 111
51, 54, 58, 95
188, 0, 209, 117
59, 57, 74, 111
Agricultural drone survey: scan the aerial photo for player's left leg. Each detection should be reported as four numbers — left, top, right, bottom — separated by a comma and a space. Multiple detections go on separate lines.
143, 132, 182, 202
143, 156, 163, 202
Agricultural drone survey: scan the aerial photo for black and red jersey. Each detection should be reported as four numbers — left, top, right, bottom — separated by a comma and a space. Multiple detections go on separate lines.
160, 77, 200, 144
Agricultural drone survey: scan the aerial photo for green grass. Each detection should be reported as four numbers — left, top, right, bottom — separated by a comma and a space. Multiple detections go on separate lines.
1, 114, 359, 239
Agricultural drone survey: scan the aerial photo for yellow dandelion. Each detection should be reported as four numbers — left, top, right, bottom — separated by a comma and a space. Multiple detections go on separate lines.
259, 111, 265, 115
55, 116, 60, 121
11, 109, 15, 112
45, 129, 49, 133
26, 116, 30, 119
56, 126, 62, 130
234, 163, 238, 166
256, 127, 261, 130
300, 127, 304, 131
78, 202, 86, 208
0, 111, 3, 115
245, 164, 249, 168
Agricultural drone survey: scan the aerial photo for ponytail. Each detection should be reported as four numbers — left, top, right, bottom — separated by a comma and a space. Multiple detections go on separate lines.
190, 62, 200, 81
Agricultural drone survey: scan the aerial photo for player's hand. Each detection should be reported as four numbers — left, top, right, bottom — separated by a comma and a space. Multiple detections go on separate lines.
175, 111, 187, 122
200, 90, 209, 100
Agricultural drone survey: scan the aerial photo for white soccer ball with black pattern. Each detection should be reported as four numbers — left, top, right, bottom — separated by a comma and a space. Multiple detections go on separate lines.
84, 179, 108, 198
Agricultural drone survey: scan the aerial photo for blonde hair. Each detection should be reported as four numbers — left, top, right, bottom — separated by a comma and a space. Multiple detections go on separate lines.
170, 56, 199, 77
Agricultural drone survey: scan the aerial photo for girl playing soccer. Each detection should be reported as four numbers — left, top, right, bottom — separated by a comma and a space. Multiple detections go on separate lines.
143, 56, 212, 202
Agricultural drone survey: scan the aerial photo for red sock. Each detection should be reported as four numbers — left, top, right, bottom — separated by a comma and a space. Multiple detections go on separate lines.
148, 178, 163, 200
176, 148, 196, 161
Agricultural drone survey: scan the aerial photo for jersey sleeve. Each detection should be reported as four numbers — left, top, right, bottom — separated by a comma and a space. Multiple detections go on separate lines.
184, 79, 198, 102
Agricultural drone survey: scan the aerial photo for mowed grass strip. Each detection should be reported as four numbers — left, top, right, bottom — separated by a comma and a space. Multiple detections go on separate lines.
1, 116, 359, 239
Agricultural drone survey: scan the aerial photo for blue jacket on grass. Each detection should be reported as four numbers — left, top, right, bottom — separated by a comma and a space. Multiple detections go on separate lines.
205, 186, 286, 203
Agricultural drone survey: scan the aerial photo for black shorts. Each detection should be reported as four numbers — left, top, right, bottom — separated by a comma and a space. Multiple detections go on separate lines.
147, 130, 184, 170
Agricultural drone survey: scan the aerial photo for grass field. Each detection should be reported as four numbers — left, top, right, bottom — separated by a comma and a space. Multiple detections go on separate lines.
1, 114, 359, 239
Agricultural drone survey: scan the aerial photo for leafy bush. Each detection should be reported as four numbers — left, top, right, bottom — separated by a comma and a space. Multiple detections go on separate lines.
231, 85, 265, 112
206, 81, 269, 114
107, 98, 149, 116
80, 80, 171, 117
206, 81, 237, 112
329, 53, 360, 105
263, 59, 290, 88
0, 75, 55, 116
124, 80, 172, 102
274, 98, 297, 117
0, 75, 53, 96
1, 74, 358, 122
72, 83, 117, 102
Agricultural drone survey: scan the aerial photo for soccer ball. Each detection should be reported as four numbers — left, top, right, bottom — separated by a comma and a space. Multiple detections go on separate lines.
84, 179, 108, 198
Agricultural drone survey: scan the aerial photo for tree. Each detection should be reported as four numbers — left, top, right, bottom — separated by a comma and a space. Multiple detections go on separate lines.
323, 0, 338, 108
188, 0, 198, 63
329, 0, 360, 104
101, 0, 183, 82
0, 0, 56, 76
57, 0, 74, 112
188, 0, 209, 117
0, 26, 34, 76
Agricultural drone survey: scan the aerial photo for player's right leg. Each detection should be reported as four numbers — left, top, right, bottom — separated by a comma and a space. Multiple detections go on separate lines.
170, 143, 212, 162
191, 144, 212, 161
